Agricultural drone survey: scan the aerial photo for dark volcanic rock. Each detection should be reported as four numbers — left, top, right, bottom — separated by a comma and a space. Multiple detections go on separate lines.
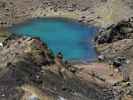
95, 19, 133, 44
95, 18, 133, 62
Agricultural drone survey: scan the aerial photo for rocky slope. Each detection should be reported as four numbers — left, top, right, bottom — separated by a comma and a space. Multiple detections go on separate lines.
0, 34, 115, 100
95, 17, 133, 61
0, 0, 133, 27
95, 17, 133, 100
0, 0, 133, 100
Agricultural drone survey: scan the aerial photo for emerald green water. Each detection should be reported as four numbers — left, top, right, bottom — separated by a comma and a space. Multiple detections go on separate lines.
8, 18, 97, 61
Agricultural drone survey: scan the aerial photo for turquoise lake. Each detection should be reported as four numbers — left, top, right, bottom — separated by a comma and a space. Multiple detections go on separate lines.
8, 18, 97, 61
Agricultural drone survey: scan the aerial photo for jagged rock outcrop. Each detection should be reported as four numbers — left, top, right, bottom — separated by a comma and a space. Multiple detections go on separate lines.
95, 18, 133, 100
95, 18, 133, 44
95, 18, 133, 61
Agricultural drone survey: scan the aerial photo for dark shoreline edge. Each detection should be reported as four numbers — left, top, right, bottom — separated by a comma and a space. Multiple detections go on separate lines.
6, 17, 100, 29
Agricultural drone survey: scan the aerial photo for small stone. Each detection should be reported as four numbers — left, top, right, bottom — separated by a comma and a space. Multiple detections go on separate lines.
58, 96, 66, 100
114, 68, 119, 73
1, 94, 5, 97
57, 52, 63, 59
29, 95, 40, 100
98, 55, 105, 61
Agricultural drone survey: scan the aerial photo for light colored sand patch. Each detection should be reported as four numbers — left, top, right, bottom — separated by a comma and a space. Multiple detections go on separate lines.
74, 62, 123, 85
0, 31, 11, 42
94, 0, 133, 27
21, 84, 55, 100
32, 7, 81, 20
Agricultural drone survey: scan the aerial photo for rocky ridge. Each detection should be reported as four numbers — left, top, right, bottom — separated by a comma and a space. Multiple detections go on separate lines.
95, 17, 133, 100
0, 34, 115, 100
0, 0, 133, 28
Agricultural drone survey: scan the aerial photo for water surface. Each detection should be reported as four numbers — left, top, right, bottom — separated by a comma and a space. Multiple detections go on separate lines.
8, 18, 97, 61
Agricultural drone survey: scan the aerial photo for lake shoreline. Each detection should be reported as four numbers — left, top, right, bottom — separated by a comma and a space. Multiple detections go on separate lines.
7, 17, 98, 62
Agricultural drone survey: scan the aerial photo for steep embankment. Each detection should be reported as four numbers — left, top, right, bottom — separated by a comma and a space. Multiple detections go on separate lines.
95, 18, 133, 100
94, 0, 133, 27
0, 34, 115, 100
0, 0, 133, 27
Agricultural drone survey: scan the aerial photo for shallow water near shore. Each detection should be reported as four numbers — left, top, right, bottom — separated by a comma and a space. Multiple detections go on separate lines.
8, 18, 98, 61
